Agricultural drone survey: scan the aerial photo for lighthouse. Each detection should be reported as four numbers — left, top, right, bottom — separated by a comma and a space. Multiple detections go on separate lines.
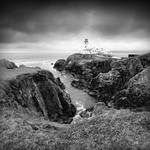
84, 38, 89, 49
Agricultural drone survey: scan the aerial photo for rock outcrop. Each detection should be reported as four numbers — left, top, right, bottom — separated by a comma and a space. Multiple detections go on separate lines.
89, 57, 143, 103
0, 59, 18, 69
114, 66, 150, 108
54, 53, 150, 109
53, 59, 66, 71
138, 52, 150, 68
0, 63, 76, 124
90, 69, 121, 103
54, 53, 113, 90
65, 53, 112, 75
1, 58, 150, 149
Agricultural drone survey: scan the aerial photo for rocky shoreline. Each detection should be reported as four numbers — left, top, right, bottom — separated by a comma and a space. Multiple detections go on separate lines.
1, 54, 150, 149
54, 53, 150, 110
0, 60, 76, 124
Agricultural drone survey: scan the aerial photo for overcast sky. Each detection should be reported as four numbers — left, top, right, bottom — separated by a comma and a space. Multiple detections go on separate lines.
0, 0, 150, 54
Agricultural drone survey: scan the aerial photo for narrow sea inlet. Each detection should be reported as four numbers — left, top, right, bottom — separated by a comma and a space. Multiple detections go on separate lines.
13, 57, 97, 111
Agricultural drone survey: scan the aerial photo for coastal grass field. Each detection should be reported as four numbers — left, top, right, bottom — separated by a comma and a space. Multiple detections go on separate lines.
1, 106, 150, 150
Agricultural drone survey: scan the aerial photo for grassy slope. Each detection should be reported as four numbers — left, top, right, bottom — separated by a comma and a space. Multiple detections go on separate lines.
1, 106, 150, 150
57, 109, 150, 150
0, 107, 69, 150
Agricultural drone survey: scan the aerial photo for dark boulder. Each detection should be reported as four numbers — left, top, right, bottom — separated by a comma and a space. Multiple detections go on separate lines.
55, 77, 65, 90
114, 66, 150, 108
128, 54, 139, 58
66, 53, 95, 64
82, 69, 93, 81
138, 52, 150, 68
88, 57, 143, 104
71, 79, 87, 89
65, 53, 112, 75
65, 61, 86, 75
54, 59, 66, 71
53, 53, 146, 109
90, 69, 121, 103
85, 59, 112, 77
65, 54, 113, 91
111, 57, 143, 80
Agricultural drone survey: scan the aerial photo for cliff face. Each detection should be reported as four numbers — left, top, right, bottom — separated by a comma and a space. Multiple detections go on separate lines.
54, 53, 150, 109
138, 52, 150, 68
0, 69, 76, 123
89, 57, 144, 103
1, 59, 150, 149
54, 53, 113, 90
114, 66, 150, 108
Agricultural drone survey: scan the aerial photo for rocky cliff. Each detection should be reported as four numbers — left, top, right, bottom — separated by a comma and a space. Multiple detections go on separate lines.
138, 52, 150, 68
0, 62, 76, 124
114, 66, 150, 108
54, 53, 150, 109
1, 59, 150, 149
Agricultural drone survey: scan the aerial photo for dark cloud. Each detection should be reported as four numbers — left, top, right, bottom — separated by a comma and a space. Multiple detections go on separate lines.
91, 11, 150, 39
0, 0, 150, 43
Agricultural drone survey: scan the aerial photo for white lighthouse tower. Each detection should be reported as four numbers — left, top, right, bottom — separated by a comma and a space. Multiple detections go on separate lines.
83, 38, 92, 54
84, 38, 88, 49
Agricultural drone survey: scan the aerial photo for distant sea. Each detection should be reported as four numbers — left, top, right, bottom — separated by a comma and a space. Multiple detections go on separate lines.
0, 52, 70, 68
0, 50, 148, 65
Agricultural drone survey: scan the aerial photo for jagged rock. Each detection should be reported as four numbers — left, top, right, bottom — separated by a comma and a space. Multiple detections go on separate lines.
85, 59, 112, 77
128, 54, 139, 58
114, 66, 150, 108
88, 57, 143, 103
56, 77, 65, 90
71, 79, 80, 88
65, 53, 95, 64
63, 54, 113, 91
66, 61, 86, 76
0, 69, 76, 123
90, 69, 121, 103
138, 52, 150, 68
64, 53, 112, 75
82, 69, 93, 81
54, 54, 113, 91
111, 57, 143, 80
71, 79, 87, 89
0, 59, 18, 69
53, 59, 66, 71
54, 53, 148, 109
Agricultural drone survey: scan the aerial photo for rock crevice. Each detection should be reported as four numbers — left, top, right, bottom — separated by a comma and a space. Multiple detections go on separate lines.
0, 69, 76, 123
